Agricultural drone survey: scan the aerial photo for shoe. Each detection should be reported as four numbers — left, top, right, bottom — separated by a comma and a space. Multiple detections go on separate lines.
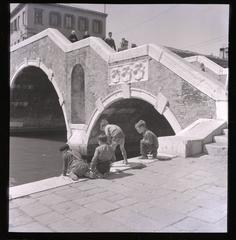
103, 172, 110, 178
69, 172, 79, 181
123, 160, 129, 165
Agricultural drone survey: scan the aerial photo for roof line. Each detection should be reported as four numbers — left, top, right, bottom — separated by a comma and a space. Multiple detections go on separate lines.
11, 3, 107, 18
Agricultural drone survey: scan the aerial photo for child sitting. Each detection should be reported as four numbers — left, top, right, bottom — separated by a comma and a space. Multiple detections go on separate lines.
60, 144, 90, 181
135, 120, 159, 159
90, 134, 116, 178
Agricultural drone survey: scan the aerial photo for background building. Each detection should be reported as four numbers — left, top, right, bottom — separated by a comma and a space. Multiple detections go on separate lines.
10, 3, 107, 46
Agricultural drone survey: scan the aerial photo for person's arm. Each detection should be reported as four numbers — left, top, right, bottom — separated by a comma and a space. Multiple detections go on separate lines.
90, 148, 99, 171
105, 126, 112, 144
62, 152, 69, 176
111, 149, 116, 163
113, 40, 116, 51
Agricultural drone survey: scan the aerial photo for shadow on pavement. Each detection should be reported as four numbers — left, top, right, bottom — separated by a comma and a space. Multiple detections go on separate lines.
106, 172, 134, 180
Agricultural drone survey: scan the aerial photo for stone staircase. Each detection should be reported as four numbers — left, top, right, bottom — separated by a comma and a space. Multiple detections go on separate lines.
203, 128, 228, 156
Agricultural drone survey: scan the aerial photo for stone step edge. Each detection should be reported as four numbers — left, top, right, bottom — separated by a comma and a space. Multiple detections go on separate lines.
9, 153, 176, 200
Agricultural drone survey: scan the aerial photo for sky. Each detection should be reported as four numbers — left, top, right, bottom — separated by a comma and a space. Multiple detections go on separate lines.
10, 3, 229, 56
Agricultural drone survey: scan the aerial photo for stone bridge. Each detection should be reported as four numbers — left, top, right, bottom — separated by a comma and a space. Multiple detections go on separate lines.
10, 28, 227, 157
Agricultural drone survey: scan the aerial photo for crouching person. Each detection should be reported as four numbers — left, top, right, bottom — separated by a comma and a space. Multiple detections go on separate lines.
90, 134, 116, 178
135, 120, 159, 159
60, 144, 90, 181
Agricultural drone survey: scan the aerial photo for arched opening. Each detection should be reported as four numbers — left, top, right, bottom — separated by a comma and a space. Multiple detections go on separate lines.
10, 66, 67, 186
87, 98, 175, 160
71, 64, 85, 123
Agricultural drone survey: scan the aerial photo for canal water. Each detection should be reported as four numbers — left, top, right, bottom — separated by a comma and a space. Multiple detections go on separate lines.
10, 133, 140, 187
10, 133, 66, 187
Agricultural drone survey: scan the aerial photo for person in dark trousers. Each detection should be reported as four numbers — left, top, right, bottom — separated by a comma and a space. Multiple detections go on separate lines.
105, 32, 116, 51
135, 120, 159, 159
68, 30, 78, 43
60, 144, 90, 180
83, 31, 90, 39
90, 134, 116, 178
100, 119, 128, 164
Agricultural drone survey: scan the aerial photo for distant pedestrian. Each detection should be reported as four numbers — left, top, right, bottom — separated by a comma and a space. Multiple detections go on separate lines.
60, 144, 91, 180
83, 31, 90, 39
200, 63, 206, 72
68, 30, 78, 43
105, 32, 116, 51
100, 119, 128, 164
118, 38, 128, 51
90, 134, 116, 178
135, 120, 159, 159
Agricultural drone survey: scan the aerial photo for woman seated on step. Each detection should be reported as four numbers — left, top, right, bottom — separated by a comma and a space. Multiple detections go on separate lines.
60, 144, 91, 180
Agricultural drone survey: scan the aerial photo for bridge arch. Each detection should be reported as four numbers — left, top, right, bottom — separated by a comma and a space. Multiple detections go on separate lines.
85, 88, 182, 156
10, 60, 70, 137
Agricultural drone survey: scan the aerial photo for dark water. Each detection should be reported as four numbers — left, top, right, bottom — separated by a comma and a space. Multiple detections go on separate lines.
10, 133, 66, 187
10, 133, 140, 187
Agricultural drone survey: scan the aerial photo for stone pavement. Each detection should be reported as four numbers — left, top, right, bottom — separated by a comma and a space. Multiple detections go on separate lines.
9, 153, 227, 232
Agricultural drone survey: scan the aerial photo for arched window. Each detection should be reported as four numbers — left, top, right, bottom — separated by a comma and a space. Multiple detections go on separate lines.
71, 64, 85, 123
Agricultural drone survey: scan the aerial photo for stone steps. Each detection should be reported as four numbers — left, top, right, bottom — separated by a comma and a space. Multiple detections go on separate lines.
213, 135, 227, 144
203, 128, 228, 156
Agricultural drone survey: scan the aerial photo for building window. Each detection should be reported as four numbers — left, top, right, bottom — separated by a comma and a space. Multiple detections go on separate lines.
49, 12, 61, 27
10, 22, 14, 33
13, 19, 17, 31
78, 17, 89, 32
64, 14, 74, 29
17, 16, 20, 29
34, 8, 43, 25
22, 11, 26, 25
92, 20, 102, 34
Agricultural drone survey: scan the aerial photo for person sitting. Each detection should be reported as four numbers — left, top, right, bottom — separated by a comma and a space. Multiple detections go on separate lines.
68, 30, 78, 43
90, 134, 116, 178
83, 31, 90, 39
135, 120, 159, 159
105, 32, 116, 51
60, 144, 90, 180
100, 119, 128, 165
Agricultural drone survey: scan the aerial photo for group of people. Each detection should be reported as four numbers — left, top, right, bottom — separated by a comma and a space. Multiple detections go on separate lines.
68, 30, 136, 52
60, 119, 159, 180
68, 30, 90, 43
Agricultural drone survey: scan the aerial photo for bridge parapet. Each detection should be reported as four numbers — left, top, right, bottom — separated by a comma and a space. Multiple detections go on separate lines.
10, 28, 228, 156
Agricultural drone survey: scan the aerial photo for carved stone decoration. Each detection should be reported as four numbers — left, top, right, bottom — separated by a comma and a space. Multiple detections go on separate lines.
109, 58, 148, 85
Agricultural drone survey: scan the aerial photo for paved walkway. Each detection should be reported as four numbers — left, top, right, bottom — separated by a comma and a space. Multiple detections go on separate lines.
9, 153, 227, 232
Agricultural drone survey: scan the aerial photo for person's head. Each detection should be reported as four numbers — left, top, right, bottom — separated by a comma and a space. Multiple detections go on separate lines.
59, 144, 70, 153
108, 32, 112, 38
135, 120, 147, 134
71, 30, 76, 35
84, 31, 88, 35
97, 134, 108, 145
100, 119, 109, 131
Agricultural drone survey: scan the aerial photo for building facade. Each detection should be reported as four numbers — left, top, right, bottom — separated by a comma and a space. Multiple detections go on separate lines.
10, 3, 107, 46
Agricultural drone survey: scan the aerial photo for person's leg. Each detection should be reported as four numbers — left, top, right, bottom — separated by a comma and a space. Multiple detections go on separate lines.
150, 145, 158, 158
119, 138, 128, 164
97, 161, 111, 175
140, 140, 149, 158
111, 139, 118, 151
